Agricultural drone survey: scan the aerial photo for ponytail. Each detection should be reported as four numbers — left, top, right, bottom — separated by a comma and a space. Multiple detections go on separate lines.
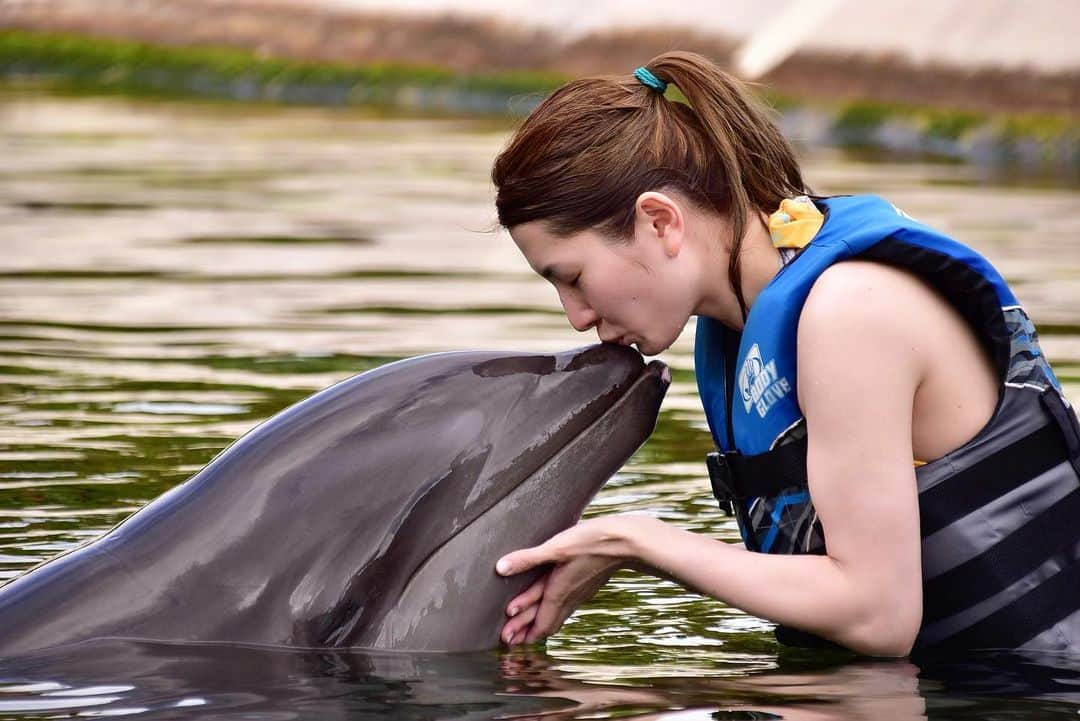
645, 52, 807, 316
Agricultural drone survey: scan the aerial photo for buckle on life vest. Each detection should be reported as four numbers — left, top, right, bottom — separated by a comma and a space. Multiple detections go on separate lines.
706, 451, 738, 516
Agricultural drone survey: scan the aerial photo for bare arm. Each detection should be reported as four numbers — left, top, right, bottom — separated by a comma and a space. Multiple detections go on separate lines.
499, 261, 928, 656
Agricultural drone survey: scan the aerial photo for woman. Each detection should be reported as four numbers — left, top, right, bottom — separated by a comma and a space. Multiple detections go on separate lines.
491, 51, 1080, 657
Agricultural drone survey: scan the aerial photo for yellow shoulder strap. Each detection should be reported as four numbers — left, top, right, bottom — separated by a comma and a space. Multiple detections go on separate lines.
769, 197, 824, 250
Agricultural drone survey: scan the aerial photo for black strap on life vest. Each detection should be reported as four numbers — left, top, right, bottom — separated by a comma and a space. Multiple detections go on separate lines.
923, 487, 1080, 626
918, 420, 1068, 538
929, 559, 1080, 653
706, 436, 808, 516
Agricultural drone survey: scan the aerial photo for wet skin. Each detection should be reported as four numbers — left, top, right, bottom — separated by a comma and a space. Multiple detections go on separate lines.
0, 344, 668, 655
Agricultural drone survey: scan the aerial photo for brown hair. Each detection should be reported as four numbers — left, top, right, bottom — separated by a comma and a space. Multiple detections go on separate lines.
492, 50, 808, 316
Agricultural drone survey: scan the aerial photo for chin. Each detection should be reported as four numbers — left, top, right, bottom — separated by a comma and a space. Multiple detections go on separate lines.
634, 339, 660, 357
636, 331, 680, 357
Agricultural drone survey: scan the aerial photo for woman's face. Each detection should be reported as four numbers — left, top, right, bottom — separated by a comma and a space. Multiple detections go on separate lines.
510, 214, 698, 356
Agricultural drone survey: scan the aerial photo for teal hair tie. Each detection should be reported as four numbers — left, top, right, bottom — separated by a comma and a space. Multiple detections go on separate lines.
633, 67, 668, 94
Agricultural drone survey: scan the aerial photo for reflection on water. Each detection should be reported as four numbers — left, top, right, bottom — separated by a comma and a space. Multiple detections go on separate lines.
0, 640, 1079, 720
0, 87, 1079, 718
0, 640, 569, 720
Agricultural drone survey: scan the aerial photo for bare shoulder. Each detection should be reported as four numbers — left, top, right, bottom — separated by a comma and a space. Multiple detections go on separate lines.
797, 257, 999, 463
801, 260, 936, 328
795, 259, 942, 422
798, 259, 937, 355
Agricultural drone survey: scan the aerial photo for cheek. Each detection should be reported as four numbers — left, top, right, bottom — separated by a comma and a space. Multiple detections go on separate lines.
600, 259, 680, 325
647, 282, 693, 336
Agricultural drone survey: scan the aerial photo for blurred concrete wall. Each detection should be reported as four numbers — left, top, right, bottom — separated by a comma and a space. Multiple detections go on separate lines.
321, 0, 1076, 74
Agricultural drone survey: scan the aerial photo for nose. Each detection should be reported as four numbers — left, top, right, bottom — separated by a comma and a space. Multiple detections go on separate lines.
557, 289, 600, 333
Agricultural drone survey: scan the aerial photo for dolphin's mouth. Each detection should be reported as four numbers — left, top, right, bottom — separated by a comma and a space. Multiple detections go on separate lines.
465, 352, 670, 526
423, 351, 671, 548
644, 359, 672, 386
436, 353, 669, 534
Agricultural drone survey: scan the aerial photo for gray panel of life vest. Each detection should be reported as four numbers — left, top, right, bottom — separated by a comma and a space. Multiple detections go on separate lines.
915, 383, 1080, 652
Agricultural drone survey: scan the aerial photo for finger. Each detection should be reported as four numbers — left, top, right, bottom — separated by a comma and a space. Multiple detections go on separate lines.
525, 599, 577, 644
505, 625, 533, 647
496, 544, 555, 577
504, 627, 526, 647
518, 601, 557, 644
523, 625, 544, 645
524, 618, 558, 644
507, 576, 547, 617
498, 527, 577, 577
524, 568, 584, 643
502, 603, 540, 644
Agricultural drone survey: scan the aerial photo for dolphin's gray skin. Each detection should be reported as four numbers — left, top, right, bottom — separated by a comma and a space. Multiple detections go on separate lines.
0, 344, 668, 655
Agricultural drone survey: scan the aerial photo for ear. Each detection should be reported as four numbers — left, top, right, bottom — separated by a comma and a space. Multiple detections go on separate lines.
635, 191, 684, 258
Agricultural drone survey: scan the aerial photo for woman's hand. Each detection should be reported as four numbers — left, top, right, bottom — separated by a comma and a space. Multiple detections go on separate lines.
495, 515, 653, 646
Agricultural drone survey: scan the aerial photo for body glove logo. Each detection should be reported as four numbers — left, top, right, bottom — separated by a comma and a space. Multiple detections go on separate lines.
739, 343, 792, 418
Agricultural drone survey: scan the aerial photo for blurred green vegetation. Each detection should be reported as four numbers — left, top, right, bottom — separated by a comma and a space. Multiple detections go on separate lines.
0, 29, 565, 112
922, 110, 986, 141
830, 98, 1078, 161
832, 101, 894, 139
831, 98, 1075, 141
1, 28, 1076, 171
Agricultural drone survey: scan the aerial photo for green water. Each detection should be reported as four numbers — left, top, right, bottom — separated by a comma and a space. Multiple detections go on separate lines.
2, 87, 1080, 719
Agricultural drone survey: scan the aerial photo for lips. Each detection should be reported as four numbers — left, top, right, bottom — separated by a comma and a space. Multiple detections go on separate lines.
605, 334, 634, 347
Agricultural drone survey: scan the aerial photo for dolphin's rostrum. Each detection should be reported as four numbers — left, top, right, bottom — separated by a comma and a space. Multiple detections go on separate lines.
0, 343, 669, 654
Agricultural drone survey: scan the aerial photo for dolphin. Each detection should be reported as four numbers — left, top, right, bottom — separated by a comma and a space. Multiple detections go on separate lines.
0, 343, 668, 655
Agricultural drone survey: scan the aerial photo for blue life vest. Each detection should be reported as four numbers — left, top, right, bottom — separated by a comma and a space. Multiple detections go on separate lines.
695, 195, 1080, 654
